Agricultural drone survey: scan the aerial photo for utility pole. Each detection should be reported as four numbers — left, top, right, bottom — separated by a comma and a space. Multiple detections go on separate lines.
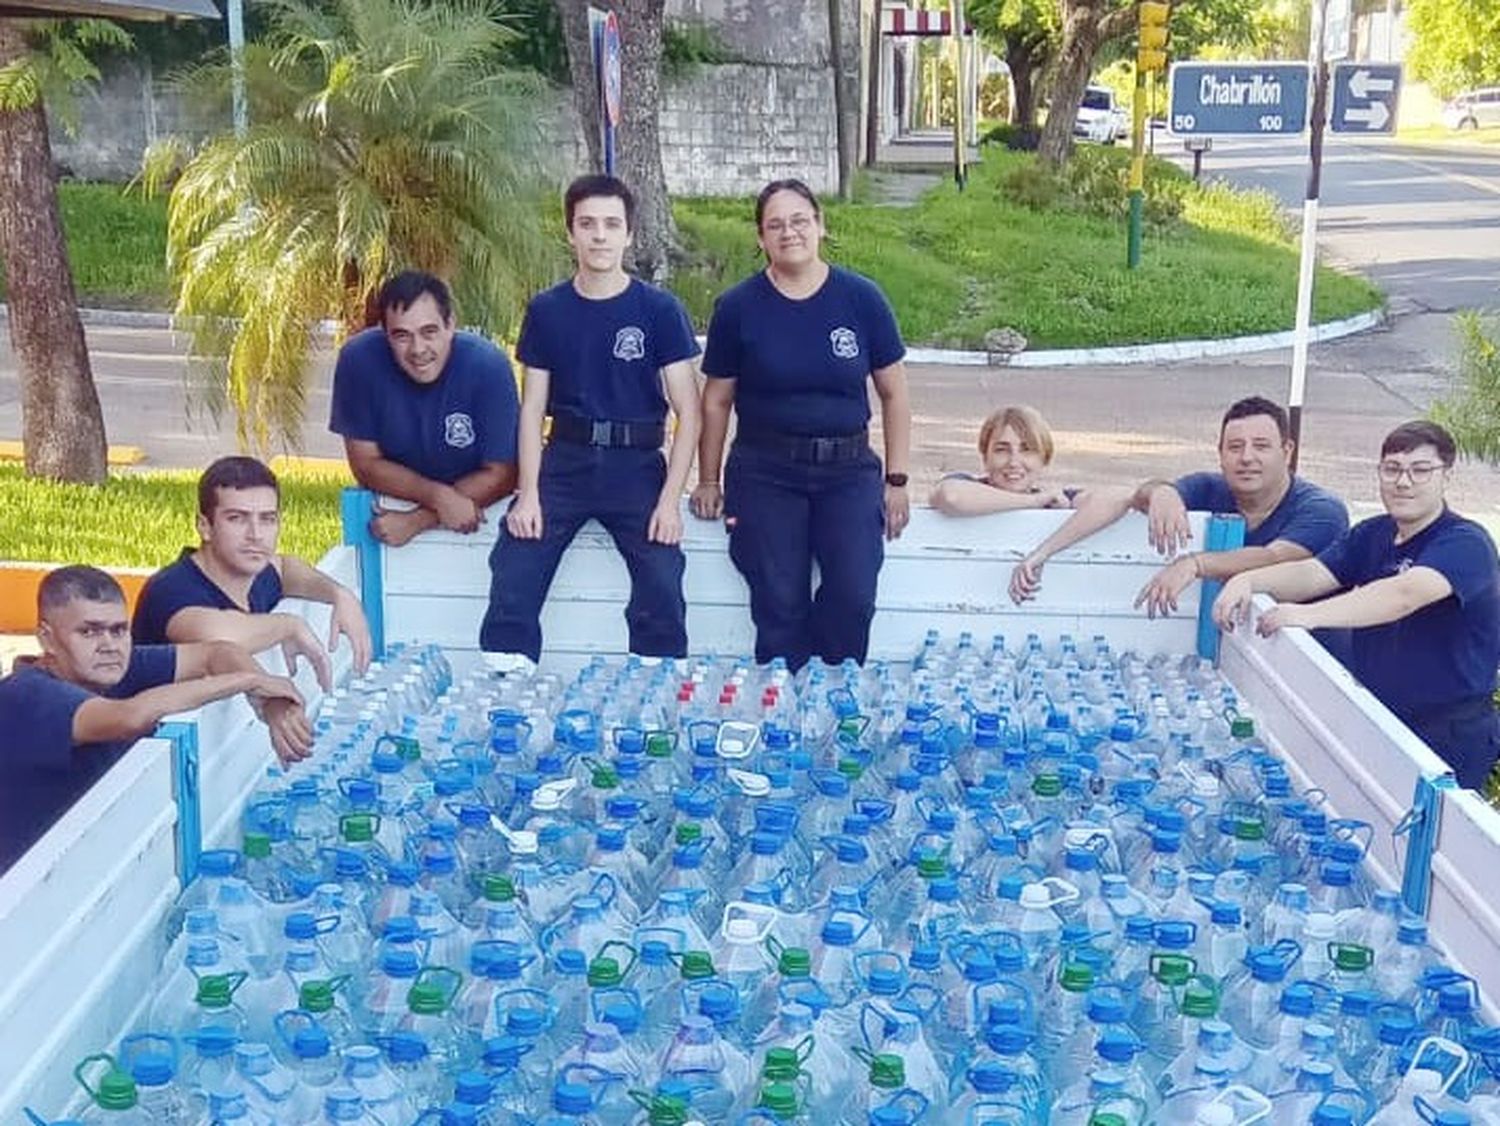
1287, 0, 1331, 471
1130, 2, 1170, 269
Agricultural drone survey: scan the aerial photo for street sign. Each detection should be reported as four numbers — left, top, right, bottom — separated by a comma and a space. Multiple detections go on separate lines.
1322, 0, 1352, 62
1330, 63, 1401, 134
601, 10, 623, 127
1167, 62, 1312, 137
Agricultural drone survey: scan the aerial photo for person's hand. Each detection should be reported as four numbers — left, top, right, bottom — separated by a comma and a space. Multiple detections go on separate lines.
369, 505, 427, 547
1146, 484, 1192, 556
1256, 603, 1308, 638
1212, 574, 1256, 632
433, 486, 482, 533
246, 672, 305, 708
885, 485, 910, 541
1009, 554, 1046, 604
1135, 556, 1199, 619
1039, 487, 1073, 510
329, 588, 372, 675
506, 492, 544, 539
280, 619, 333, 692
690, 482, 724, 520
648, 500, 684, 545
262, 697, 313, 764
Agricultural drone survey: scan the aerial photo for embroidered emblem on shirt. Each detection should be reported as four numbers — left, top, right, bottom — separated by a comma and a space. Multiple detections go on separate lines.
444, 412, 476, 449
613, 326, 647, 361
830, 326, 860, 359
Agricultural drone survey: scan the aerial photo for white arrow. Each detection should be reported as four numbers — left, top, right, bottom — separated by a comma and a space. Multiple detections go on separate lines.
1349, 69, 1395, 99
1343, 101, 1391, 130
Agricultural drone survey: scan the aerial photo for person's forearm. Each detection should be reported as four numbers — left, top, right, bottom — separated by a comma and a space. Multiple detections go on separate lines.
515, 405, 545, 497
698, 391, 733, 486
1030, 486, 1135, 562
350, 455, 447, 509
661, 408, 701, 505
1195, 544, 1306, 582
1244, 558, 1340, 603
78, 671, 261, 744
1294, 574, 1442, 630
453, 463, 517, 508
1132, 479, 1176, 511
170, 612, 296, 656
279, 556, 347, 604
876, 382, 911, 477
930, 479, 1048, 516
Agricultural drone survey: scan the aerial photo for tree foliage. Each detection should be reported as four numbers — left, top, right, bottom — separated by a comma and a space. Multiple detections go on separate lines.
1406, 0, 1500, 99
0, 19, 130, 130
1432, 313, 1500, 463
138, 0, 564, 451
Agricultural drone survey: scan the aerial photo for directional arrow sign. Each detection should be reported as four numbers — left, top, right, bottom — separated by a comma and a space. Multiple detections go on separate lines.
1331, 63, 1402, 135
1167, 62, 1312, 137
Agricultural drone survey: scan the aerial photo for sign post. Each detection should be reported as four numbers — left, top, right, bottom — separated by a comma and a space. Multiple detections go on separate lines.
1130, 2, 1171, 269
588, 8, 623, 176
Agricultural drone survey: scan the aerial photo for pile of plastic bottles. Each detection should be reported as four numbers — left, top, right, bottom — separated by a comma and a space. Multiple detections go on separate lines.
34, 633, 1500, 1126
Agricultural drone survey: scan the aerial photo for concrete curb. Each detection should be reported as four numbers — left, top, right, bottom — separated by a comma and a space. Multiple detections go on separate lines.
903, 308, 1387, 368
6, 304, 1386, 367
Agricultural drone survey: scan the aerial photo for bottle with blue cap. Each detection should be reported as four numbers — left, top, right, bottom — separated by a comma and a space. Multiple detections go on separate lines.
316, 1087, 385, 1125
1051, 1032, 1157, 1126
114, 1034, 206, 1126
658, 1013, 752, 1122
554, 1031, 644, 1125
238, 912, 344, 1037
204, 1089, 272, 1125
357, 929, 427, 1038
274, 1010, 341, 1121
227, 1042, 299, 1122
854, 997, 947, 1110
376, 1030, 446, 1116
1375, 918, 1441, 1005
340, 1044, 417, 1126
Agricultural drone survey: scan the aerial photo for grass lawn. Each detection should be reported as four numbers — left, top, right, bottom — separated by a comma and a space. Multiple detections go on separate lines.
675, 148, 1382, 350
1397, 124, 1500, 146
0, 466, 345, 569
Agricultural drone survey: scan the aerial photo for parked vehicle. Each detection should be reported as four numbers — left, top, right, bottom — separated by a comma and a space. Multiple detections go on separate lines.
1440, 86, 1500, 130
1074, 85, 1119, 144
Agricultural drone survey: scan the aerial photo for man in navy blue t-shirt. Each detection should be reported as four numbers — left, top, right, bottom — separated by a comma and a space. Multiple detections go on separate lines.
1013, 396, 1348, 616
1215, 421, 1500, 789
132, 457, 371, 734
479, 176, 702, 664
0, 566, 306, 873
329, 271, 520, 547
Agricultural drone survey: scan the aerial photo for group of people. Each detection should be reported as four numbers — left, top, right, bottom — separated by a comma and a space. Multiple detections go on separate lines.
3, 172, 1496, 873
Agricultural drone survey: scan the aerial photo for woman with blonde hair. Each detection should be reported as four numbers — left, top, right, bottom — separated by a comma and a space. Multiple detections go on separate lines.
929, 404, 1078, 515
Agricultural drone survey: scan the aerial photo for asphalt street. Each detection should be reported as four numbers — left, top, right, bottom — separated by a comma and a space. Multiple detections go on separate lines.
0, 135, 1497, 513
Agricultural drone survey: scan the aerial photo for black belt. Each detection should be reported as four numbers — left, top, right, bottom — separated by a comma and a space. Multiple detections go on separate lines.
550, 414, 664, 449
737, 428, 870, 465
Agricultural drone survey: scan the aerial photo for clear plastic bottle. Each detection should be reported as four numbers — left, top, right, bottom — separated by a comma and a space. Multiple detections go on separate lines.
73, 1055, 153, 1125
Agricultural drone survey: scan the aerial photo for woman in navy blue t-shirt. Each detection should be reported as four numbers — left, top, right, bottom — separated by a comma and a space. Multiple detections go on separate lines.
691, 179, 912, 671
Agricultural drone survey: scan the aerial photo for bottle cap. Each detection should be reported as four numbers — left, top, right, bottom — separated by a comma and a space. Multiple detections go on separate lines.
762, 1046, 802, 1080
679, 950, 715, 979
758, 1082, 799, 1117
242, 832, 271, 859
778, 947, 811, 977
869, 1053, 905, 1088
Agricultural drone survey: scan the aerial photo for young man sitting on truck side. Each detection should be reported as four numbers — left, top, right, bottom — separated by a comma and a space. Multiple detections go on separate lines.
131, 456, 372, 689
329, 270, 521, 548
0, 566, 310, 874
1009, 396, 1349, 615
1214, 421, 1500, 790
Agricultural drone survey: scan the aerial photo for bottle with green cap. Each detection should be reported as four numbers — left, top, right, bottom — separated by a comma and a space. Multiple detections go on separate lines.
395, 966, 466, 1072
73, 1054, 151, 1124
848, 1048, 918, 1126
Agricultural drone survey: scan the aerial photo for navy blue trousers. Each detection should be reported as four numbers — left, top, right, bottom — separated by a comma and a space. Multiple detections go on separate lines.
723, 442, 885, 671
480, 444, 687, 662
1406, 695, 1500, 790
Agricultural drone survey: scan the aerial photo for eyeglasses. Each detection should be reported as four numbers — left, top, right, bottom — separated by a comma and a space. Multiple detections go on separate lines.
762, 214, 816, 235
1377, 461, 1444, 484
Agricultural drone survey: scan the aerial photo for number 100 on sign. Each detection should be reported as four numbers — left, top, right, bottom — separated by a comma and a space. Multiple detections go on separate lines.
1168, 62, 1312, 137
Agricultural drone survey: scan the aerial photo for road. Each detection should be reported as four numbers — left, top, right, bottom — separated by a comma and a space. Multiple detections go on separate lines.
1, 138, 1497, 512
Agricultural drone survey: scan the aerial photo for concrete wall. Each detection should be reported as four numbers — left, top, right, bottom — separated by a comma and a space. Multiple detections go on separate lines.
668, 0, 830, 66
51, 60, 838, 197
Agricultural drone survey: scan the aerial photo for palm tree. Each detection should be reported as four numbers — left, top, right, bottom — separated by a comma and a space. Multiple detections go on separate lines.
142, 0, 564, 450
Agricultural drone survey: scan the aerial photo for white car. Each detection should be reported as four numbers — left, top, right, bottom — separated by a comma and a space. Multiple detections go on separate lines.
1073, 85, 1119, 144
1440, 87, 1500, 131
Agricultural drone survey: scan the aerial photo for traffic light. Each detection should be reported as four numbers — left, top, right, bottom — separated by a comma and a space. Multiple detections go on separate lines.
1137, 1, 1171, 74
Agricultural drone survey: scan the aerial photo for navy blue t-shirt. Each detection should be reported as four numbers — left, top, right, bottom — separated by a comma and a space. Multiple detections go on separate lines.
1176, 473, 1349, 552
132, 549, 283, 644
1316, 509, 1500, 720
701, 266, 905, 437
0, 645, 177, 872
329, 329, 520, 484
517, 278, 700, 425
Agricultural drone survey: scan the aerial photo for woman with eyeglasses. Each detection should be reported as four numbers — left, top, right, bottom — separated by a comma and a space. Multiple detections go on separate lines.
1214, 420, 1500, 790
690, 179, 911, 671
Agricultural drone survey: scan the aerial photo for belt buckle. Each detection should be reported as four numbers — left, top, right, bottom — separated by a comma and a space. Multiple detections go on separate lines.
809, 436, 838, 464
590, 420, 613, 447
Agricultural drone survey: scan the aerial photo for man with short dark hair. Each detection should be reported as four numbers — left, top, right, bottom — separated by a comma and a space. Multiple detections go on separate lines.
1215, 421, 1500, 789
480, 175, 702, 665
1011, 395, 1349, 615
0, 566, 308, 872
330, 270, 521, 546
132, 457, 371, 701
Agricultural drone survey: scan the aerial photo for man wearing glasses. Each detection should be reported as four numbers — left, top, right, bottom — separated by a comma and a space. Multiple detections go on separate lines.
1214, 421, 1500, 789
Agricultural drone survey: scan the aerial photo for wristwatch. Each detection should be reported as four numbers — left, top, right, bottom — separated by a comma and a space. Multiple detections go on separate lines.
884, 472, 909, 488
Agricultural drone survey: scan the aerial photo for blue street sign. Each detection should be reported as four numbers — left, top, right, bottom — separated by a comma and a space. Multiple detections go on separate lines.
1331, 63, 1401, 134
1167, 62, 1312, 137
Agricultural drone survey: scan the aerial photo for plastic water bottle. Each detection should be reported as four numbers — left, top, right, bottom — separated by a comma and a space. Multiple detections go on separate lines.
73, 1055, 153, 1124
117, 1035, 206, 1126
228, 1042, 301, 1124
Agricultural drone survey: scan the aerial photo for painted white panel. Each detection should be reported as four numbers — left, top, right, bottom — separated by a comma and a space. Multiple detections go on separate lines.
0, 740, 176, 1124
1222, 595, 1500, 1018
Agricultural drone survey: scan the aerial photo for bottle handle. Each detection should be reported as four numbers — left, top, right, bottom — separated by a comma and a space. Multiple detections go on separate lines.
1208, 1084, 1273, 1125
1409, 1035, 1471, 1095
72, 1053, 114, 1104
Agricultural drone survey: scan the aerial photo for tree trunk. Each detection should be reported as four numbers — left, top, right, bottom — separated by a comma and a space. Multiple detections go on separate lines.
0, 19, 107, 484
1036, 0, 1135, 168
615, 0, 676, 283
826, 0, 859, 199
1007, 46, 1038, 127
555, 0, 604, 173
